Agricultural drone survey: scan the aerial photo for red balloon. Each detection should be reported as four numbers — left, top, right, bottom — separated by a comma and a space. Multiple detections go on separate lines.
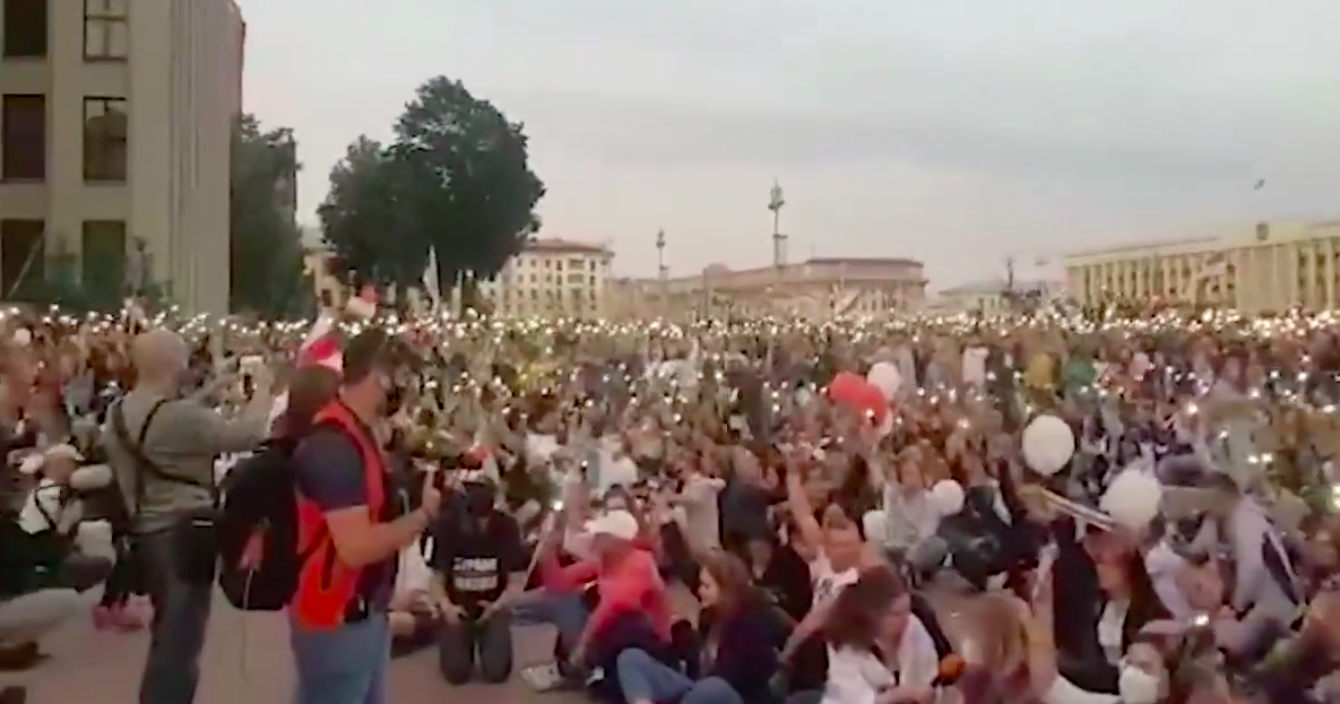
855, 382, 889, 422
827, 371, 866, 404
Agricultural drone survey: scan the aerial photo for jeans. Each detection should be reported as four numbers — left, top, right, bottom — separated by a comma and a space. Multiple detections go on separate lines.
290, 614, 390, 704
617, 648, 742, 704
437, 611, 514, 684
137, 530, 213, 704
515, 592, 589, 653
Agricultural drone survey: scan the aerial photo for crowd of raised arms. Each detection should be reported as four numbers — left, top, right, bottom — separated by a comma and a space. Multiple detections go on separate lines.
4, 296, 1340, 704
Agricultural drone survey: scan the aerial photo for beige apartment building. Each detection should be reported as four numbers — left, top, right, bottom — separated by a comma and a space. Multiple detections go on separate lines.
0, 0, 244, 313
476, 238, 614, 318
1065, 220, 1340, 313
611, 257, 928, 320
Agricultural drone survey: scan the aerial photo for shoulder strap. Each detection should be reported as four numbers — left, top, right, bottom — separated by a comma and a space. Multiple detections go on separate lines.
111, 398, 214, 515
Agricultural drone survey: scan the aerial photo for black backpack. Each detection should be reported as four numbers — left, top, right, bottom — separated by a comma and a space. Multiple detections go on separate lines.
216, 437, 320, 611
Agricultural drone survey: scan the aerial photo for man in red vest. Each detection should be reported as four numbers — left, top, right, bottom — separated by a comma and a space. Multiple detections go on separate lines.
287, 329, 442, 704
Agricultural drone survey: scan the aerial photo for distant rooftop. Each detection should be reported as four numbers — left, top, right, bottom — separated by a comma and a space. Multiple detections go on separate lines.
527, 238, 612, 256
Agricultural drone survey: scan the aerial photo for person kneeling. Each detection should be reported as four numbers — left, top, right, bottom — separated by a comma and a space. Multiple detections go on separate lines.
429, 478, 528, 684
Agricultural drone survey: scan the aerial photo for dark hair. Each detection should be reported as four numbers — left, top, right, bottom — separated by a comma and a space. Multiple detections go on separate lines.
282, 365, 340, 436
342, 329, 390, 385
701, 550, 758, 617
824, 566, 907, 649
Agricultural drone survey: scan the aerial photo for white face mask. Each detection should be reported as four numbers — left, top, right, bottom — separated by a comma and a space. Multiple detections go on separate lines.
1117, 666, 1162, 704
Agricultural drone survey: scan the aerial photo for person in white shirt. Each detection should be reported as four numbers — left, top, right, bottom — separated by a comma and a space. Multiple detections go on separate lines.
818, 566, 939, 704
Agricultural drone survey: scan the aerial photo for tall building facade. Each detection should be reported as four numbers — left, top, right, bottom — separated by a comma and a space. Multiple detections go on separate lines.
1064, 220, 1340, 313
476, 238, 614, 317
0, 0, 240, 313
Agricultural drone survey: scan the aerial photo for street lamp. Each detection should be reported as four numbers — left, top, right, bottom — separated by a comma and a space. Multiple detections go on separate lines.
769, 180, 786, 270
655, 228, 667, 315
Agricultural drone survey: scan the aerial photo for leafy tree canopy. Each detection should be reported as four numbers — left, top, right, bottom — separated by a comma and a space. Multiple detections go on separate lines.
318, 76, 544, 310
229, 114, 313, 319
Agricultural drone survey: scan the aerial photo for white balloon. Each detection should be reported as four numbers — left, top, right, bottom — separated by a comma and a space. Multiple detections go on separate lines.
1100, 469, 1164, 531
930, 480, 966, 516
862, 510, 889, 542
866, 362, 902, 401
1022, 414, 1075, 476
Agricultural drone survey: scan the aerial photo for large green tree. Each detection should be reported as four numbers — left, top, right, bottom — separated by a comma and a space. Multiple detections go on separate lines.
319, 76, 544, 311
229, 113, 313, 318
317, 136, 423, 291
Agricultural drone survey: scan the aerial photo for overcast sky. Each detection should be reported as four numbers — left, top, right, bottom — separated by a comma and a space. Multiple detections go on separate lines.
236, 0, 1340, 289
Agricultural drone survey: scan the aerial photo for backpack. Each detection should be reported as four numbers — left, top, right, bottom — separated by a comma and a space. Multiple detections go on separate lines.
216, 437, 317, 611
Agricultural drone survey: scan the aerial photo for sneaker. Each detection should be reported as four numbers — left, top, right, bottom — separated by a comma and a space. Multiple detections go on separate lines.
117, 596, 152, 631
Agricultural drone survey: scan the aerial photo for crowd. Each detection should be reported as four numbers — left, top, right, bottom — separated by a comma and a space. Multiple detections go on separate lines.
1, 296, 1340, 704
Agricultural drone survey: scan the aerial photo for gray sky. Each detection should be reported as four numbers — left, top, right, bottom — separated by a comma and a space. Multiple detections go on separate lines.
236, 0, 1340, 289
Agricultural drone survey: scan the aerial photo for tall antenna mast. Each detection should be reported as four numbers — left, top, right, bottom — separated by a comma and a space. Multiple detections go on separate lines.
768, 179, 786, 270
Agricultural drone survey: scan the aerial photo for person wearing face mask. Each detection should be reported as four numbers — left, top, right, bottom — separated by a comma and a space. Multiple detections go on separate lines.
1115, 639, 1170, 704
428, 474, 528, 685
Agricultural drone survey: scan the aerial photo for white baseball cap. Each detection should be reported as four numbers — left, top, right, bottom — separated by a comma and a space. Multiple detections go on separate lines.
584, 509, 639, 541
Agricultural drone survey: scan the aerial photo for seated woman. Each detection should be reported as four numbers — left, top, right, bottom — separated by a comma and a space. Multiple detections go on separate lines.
958, 593, 1118, 704
539, 507, 673, 683
818, 566, 941, 704
1050, 520, 1170, 695
617, 551, 780, 704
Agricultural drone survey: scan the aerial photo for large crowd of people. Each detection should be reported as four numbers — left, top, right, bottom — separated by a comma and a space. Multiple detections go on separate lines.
2, 297, 1340, 704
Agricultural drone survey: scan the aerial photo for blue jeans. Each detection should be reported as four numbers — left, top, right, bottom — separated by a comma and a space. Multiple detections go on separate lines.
617, 648, 743, 704
137, 530, 213, 704
290, 614, 390, 704
514, 591, 589, 652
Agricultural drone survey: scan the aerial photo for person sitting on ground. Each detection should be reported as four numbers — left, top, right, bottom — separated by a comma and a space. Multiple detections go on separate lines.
539, 507, 673, 684
617, 551, 780, 704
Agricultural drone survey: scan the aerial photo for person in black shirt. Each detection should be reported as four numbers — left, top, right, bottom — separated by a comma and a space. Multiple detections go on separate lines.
429, 476, 528, 684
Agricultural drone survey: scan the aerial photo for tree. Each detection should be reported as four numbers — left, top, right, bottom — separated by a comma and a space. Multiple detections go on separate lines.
395, 77, 545, 310
229, 114, 313, 319
317, 136, 422, 291
318, 77, 544, 311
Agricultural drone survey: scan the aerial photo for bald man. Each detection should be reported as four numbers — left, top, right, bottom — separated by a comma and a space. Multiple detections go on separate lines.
102, 328, 273, 704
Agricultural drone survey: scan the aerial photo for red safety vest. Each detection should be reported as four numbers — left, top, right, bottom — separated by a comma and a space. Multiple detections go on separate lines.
289, 401, 387, 629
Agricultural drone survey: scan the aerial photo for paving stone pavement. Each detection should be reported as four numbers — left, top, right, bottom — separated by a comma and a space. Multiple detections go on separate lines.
0, 583, 986, 704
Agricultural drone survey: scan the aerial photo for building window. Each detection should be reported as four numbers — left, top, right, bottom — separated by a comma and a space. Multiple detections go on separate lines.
84, 0, 127, 60
1, 94, 45, 181
83, 97, 127, 182
81, 220, 126, 306
0, 219, 45, 298
3, 0, 48, 58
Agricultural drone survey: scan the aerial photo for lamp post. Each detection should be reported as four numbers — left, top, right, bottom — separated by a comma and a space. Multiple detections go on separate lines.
769, 180, 786, 270
655, 228, 667, 316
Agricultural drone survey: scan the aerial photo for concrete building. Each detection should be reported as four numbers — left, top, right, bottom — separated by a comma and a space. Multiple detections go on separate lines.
613, 257, 928, 320
476, 238, 614, 317
1064, 220, 1340, 313
930, 279, 1062, 315
0, 0, 241, 313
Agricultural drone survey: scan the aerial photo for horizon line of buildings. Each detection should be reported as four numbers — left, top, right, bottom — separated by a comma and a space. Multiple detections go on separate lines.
306, 214, 1340, 319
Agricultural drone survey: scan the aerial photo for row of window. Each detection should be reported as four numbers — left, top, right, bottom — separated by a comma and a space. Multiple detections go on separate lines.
492, 273, 600, 286
0, 218, 127, 300
2, 0, 128, 61
1, 93, 127, 181
510, 257, 603, 272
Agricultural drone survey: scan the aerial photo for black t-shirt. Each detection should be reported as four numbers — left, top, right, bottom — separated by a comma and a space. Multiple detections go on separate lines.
430, 509, 526, 614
